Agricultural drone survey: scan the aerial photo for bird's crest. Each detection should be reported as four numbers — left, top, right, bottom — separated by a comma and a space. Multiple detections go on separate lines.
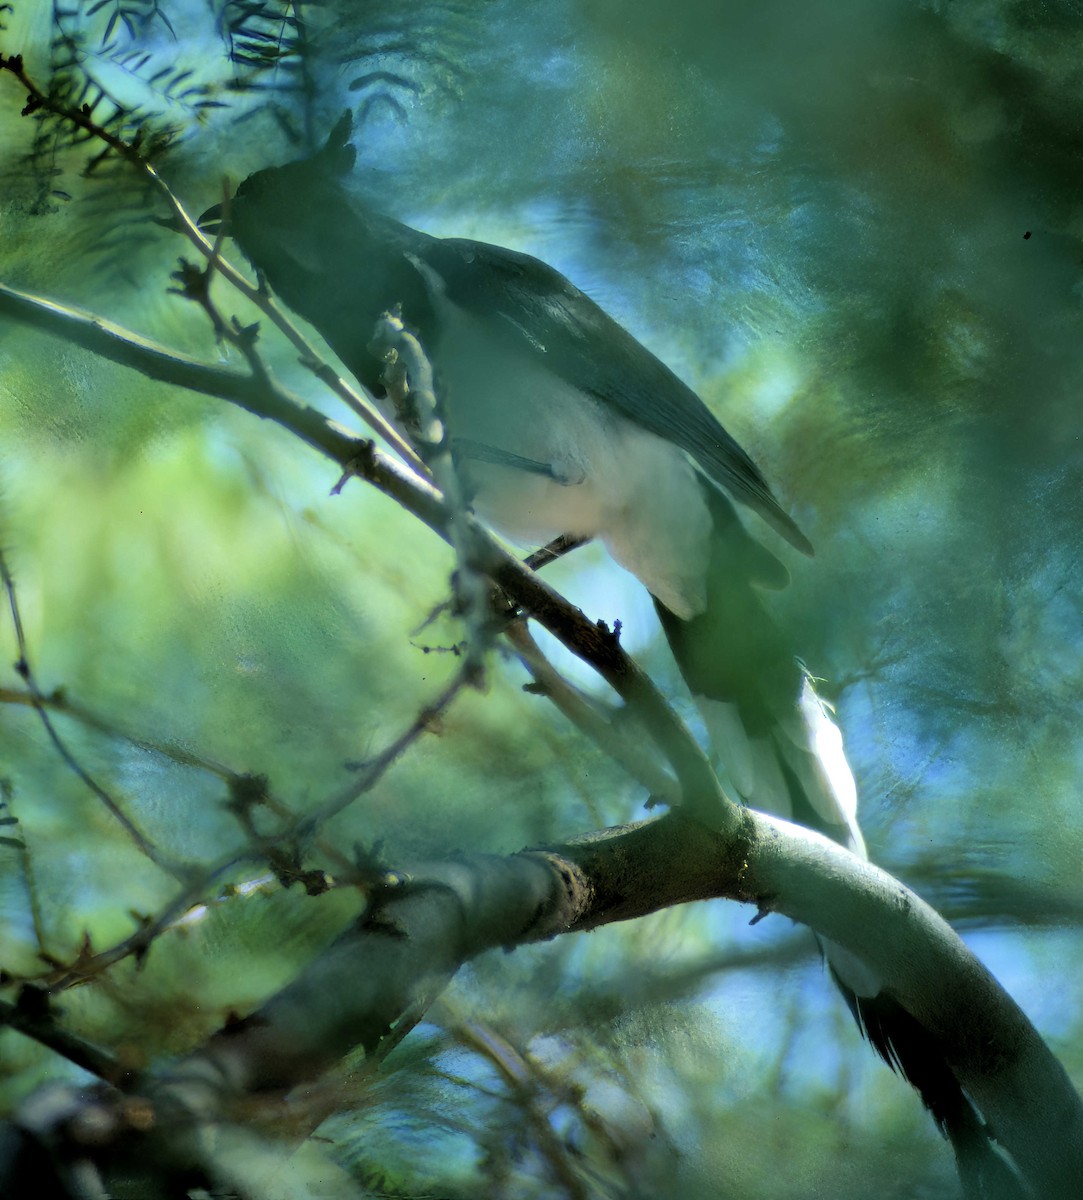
318, 110, 357, 175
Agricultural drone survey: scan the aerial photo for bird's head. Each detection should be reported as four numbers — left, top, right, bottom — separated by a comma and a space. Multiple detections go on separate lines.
194, 109, 429, 392
198, 110, 357, 244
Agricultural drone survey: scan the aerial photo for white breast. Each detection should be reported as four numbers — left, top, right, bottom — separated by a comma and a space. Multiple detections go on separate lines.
428, 300, 714, 620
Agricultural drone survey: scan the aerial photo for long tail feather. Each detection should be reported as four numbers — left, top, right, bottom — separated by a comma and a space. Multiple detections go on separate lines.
657, 483, 1024, 1197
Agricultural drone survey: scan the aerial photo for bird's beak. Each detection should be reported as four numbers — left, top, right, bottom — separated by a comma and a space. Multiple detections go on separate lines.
198, 202, 230, 237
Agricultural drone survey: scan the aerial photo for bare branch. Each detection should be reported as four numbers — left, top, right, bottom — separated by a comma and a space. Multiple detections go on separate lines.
0, 991, 126, 1086
0, 548, 188, 880
311, 663, 475, 827
0, 279, 735, 831
505, 619, 679, 806
30, 810, 1074, 1197
0, 54, 423, 472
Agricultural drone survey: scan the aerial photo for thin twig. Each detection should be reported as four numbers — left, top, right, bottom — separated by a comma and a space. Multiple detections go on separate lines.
524, 534, 591, 572
443, 1013, 590, 1200
44, 850, 253, 991
0, 53, 424, 474
0, 994, 126, 1084
0, 549, 189, 880
0, 281, 735, 833
0, 686, 236, 781
0, 779, 49, 957
505, 621, 679, 806
309, 664, 475, 828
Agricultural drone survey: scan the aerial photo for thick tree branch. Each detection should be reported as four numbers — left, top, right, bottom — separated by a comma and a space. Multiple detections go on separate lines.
547, 811, 1083, 1197
15, 810, 1077, 1197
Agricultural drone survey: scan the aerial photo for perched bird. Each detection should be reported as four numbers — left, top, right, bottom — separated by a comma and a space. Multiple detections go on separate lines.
203, 111, 1021, 1197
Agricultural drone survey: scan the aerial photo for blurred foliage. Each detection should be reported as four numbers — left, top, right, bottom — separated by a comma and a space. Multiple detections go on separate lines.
1, 0, 1082, 1196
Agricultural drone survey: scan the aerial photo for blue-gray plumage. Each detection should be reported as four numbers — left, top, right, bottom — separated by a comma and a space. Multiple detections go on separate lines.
203, 111, 1023, 1197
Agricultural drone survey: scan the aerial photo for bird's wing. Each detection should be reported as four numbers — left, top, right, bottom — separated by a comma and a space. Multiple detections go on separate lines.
414, 235, 813, 556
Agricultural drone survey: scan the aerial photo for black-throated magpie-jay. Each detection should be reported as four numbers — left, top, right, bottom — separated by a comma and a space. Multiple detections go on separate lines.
202, 112, 1020, 1196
